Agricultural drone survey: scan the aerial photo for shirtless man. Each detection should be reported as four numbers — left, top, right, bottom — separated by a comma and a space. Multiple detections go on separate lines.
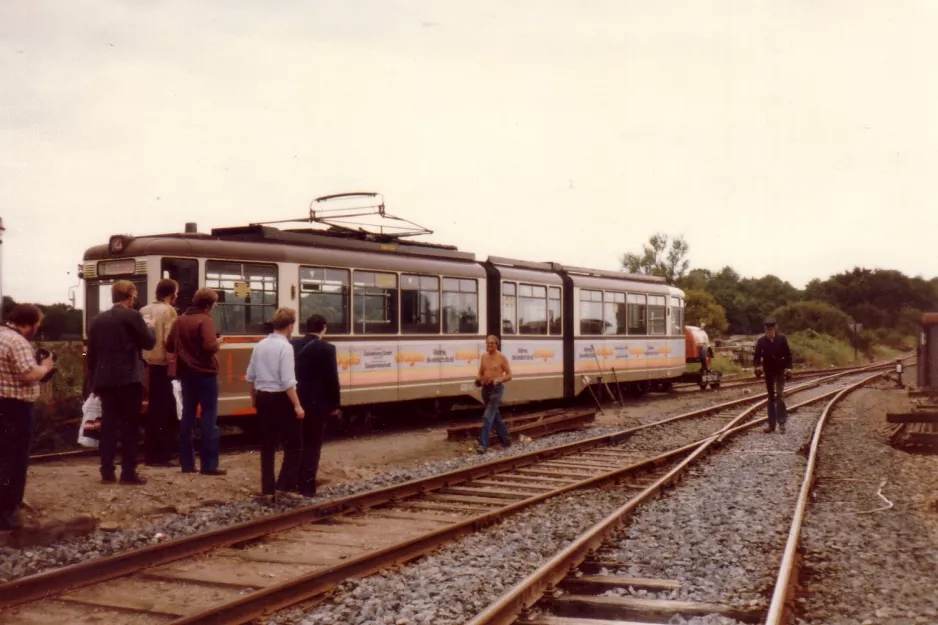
475, 335, 513, 454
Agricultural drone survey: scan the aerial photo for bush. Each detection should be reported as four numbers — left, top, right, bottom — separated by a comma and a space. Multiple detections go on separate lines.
32, 341, 85, 454
773, 301, 854, 340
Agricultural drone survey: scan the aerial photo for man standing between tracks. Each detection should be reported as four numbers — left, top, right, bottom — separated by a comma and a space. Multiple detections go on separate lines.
753, 317, 793, 434
140, 278, 179, 466
87, 281, 156, 484
246, 307, 305, 501
0, 304, 55, 530
165, 287, 226, 476
292, 314, 340, 497
475, 335, 513, 454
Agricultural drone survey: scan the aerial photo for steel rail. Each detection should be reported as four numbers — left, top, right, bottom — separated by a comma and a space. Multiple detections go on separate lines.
462, 368, 891, 625
0, 363, 896, 616
164, 371, 888, 625
0, 390, 792, 609
763, 370, 888, 624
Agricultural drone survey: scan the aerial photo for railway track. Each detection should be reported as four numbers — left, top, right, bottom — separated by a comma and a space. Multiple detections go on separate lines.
0, 361, 902, 625
462, 368, 897, 625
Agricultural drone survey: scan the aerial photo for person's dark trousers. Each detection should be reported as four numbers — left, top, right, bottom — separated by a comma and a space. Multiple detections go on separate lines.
0, 398, 35, 519
98, 383, 143, 479
179, 370, 221, 472
144, 365, 177, 465
764, 373, 788, 430
256, 391, 303, 496
297, 403, 328, 496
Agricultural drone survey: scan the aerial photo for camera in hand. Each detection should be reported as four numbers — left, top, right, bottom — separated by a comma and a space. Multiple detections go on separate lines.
35, 348, 59, 383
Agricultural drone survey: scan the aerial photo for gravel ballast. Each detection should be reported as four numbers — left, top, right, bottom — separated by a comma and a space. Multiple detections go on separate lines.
273, 378, 869, 624
796, 381, 938, 625
0, 388, 770, 583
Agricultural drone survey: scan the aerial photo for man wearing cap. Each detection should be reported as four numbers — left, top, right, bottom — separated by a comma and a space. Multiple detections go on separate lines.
753, 318, 793, 433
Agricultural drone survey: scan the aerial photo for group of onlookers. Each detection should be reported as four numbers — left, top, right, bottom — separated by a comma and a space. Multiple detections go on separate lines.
0, 279, 340, 530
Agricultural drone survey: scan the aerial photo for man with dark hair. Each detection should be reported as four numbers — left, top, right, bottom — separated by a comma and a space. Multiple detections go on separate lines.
165, 287, 226, 476
246, 307, 305, 501
140, 278, 179, 466
0, 304, 54, 530
292, 314, 341, 497
753, 317, 793, 434
87, 281, 156, 484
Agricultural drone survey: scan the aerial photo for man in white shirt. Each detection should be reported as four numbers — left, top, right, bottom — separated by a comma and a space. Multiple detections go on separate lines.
246, 308, 305, 501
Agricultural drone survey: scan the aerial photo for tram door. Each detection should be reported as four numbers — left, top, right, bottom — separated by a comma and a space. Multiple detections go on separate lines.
160, 258, 199, 314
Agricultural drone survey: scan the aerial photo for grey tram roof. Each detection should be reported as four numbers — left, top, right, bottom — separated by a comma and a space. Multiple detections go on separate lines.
84, 225, 675, 291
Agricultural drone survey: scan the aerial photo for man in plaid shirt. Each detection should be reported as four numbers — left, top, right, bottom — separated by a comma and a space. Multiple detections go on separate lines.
0, 304, 54, 531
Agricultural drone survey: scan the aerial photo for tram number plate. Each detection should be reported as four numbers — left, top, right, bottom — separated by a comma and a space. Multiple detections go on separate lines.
460, 383, 474, 392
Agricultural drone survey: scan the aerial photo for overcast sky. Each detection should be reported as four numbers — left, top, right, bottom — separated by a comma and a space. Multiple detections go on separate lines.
3, 1, 937, 306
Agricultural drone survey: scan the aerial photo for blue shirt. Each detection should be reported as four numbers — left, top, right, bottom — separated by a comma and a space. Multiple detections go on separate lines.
245, 333, 297, 392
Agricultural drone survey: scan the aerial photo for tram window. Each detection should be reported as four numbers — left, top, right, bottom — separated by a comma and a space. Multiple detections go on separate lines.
603, 292, 627, 335
518, 284, 548, 335
353, 271, 398, 335
579, 289, 604, 335
502, 282, 517, 335
160, 258, 198, 314
205, 261, 278, 334
648, 295, 667, 335
548, 287, 562, 335
443, 278, 479, 334
402, 275, 440, 334
671, 297, 684, 335
299, 267, 349, 334
84, 277, 148, 334
627, 293, 647, 335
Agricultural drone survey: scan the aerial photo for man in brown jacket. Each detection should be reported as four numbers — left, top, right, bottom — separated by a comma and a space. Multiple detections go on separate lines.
165, 287, 226, 475
140, 278, 179, 466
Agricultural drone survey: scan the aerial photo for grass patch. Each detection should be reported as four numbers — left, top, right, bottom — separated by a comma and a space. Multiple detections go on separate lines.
788, 330, 868, 368
684, 353, 742, 375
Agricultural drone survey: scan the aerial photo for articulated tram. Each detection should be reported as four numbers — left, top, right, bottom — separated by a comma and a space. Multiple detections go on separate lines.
80, 201, 689, 420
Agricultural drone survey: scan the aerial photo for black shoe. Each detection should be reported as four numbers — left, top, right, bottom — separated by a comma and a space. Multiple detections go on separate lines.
101, 474, 117, 484
0, 514, 21, 531
476, 445, 486, 454
764, 426, 776, 433
779, 423, 786, 434
119, 474, 148, 485
200, 468, 227, 476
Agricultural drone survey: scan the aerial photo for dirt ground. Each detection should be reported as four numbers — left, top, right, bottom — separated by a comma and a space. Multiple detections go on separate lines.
11, 386, 774, 540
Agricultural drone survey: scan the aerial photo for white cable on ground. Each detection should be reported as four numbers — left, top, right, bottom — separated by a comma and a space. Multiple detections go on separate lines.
855, 479, 894, 515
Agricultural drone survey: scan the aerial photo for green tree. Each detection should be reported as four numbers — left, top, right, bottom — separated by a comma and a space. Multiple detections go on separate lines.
621, 233, 690, 285
684, 289, 729, 335
37, 303, 83, 340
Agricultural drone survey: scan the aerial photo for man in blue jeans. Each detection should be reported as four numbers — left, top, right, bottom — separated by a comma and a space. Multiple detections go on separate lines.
165, 287, 226, 475
475, 335, 513, 454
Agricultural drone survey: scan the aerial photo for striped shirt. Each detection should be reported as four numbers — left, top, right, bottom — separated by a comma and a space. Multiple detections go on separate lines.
245, 333, 297, 393
0, 326, 40, 402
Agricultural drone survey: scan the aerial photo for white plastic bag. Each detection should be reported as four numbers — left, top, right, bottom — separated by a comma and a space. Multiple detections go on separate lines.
172, 379, 183, 420
78, 394, 102, 448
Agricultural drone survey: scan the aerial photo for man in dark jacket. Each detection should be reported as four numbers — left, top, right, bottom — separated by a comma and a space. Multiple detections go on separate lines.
753, 317, 793, 434
87, 281, 156, 484
292, 315, 340, 497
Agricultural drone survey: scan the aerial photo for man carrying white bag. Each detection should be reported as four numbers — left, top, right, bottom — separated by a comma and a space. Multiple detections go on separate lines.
79, 381, 182, 448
